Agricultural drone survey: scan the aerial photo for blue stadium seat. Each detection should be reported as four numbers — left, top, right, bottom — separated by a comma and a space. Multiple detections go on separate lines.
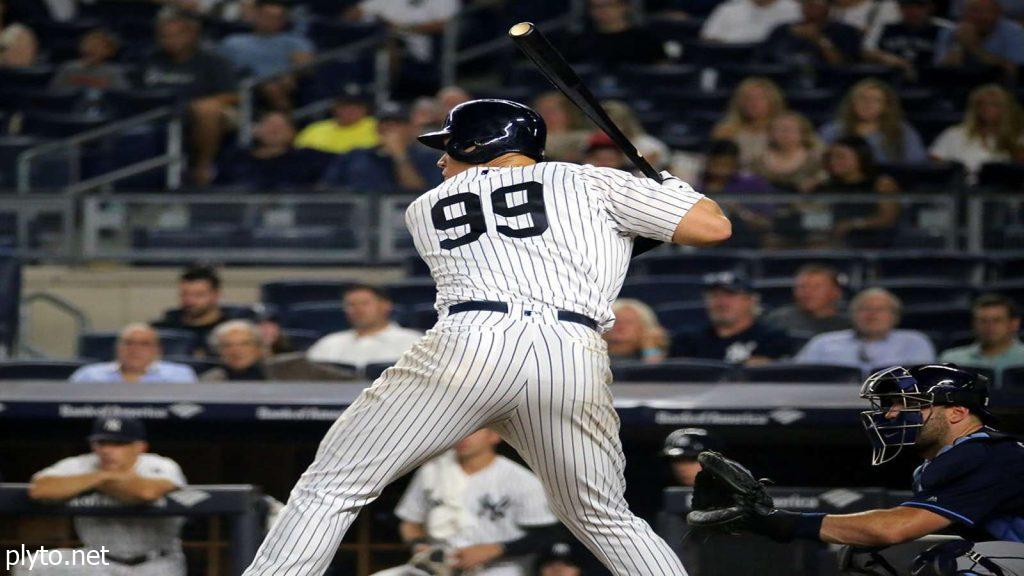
132, 226, 247, 249
900, 305, 973, 334
684, 42, 758, 67
77, 329, 200, 360
815, 65, 900, 91
612, 359, 735, 383
977, 162, 1024, 191
385, 279, 437, 308
282, 301, 349, 336
740, 363, 863, 384
877, 162, 966, 192
87, 124, 168, 189
654, 302, 707, 331
619, 276, 707, 307
105, 88, 180, 116
0, 66, 55, 89
870, 252, 982, 283
260, 281, 351, 310
987, 252, 1024, 281
364, 361, 395, 382
754, 251, 864, 285
906, 112, 961, 145
619, 65, 700, 92
22, 112, 113, 138
280, 329, 321, 352
633, 251, 750, 276
0, 360, 87, 380
875, 279, 974, 307
785, 89, 840, 118
251, 226, 358, 249
716, 64, 797, 90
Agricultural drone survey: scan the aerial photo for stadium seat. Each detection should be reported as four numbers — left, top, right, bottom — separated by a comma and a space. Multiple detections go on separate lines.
281, 301, 349, 336
740, 363, 863, 384
280, 329, 321, 352
0, 87, 84, 113
875, 279, 974, 307
633, 251, 750, 277
815, 65, 899, 91
654, 89, 730, 114
619, 276, 707, 307
870, 252, 983, 283
900, 305, 973, 334
684, 42, 759, 67
260, 281, 351, 310
22, 111, 113, 138
385, 279, 437, 308
877, 162, 966, 192
612, 359, 736, 383
251, 226, 358, 250
906, 112, 961, 145
364, 362, 394, 382
132, 226, 247, 249
0, 360, 86, 380
618, 65, 700, 92
977, 163, 1024, 191
987, 252, 1024, 281
654, 302, 707, 331
104, 88, 180, 117
785, 89, 840, 118
754, 251, 864, 285
716, 64, 796, 90
988, 279, 1024, 304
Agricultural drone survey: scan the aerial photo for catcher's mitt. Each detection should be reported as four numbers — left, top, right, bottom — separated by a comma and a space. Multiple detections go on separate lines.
685, 451, 776, 535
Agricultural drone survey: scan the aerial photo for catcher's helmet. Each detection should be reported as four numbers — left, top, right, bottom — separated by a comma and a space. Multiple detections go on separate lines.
860, 364, 994, 465
662, 428, 718, 459
418, 99, 546, 164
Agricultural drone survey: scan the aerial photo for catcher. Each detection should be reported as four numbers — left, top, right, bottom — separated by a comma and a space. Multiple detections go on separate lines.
686, 364, 1024, 575
374, 429, 559, 576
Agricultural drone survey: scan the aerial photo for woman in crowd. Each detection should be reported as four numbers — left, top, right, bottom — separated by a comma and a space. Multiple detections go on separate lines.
0, 0, 37, 68
711, 77, 788, 168
533, 91, 590, 162
820, 79, 927, 163
605, 299, 670, 364
930, 83, 1024, 177
602, 99, 671, 170
751, 111, 825, 192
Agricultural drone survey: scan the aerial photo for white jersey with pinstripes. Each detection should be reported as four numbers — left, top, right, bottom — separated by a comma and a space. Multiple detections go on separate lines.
405, 162, 705, 330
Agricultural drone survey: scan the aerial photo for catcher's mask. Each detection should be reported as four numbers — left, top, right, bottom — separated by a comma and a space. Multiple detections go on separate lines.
860, 364, 994, 466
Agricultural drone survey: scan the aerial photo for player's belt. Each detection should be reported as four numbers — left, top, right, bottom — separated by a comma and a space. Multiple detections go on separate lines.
106, 550, 170, 566
448, 300, 599, 331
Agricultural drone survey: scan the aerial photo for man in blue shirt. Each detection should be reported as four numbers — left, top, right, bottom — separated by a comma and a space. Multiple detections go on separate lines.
220, 0, 314, 110
320, 102, 441, 193
935, 0, 1024, 78
70, 323, 197, 383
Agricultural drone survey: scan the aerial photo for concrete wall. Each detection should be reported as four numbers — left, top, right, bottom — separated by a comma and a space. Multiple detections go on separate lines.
21, 265, 404, 358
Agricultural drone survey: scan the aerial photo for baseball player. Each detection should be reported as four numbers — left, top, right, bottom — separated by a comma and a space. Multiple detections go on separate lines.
662, 428, 720, 487
374, 428, 558, 576
243, 98, 731, 576
19, 417, 187, 575
686, 363, 1024, 575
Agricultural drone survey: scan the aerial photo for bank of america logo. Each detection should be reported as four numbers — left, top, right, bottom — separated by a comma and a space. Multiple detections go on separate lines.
769, 409, 805, 425
821, 489, 863, 509
169, 403, 203, 419
168, 489, 211, 508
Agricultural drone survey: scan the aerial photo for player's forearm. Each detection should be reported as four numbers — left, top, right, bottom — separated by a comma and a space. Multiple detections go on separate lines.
820, 507, 943, 547
28, 473, 108, 501
399, 521, 428, 544
99, 476, 176, 503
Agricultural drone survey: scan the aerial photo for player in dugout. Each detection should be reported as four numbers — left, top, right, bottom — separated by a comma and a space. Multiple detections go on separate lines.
686, 363, 1024, 575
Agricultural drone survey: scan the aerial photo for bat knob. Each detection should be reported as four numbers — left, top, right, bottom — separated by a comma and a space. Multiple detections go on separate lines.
509, 22, 535, 37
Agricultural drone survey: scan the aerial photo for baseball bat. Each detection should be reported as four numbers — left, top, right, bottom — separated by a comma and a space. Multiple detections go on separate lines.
508, 21, 664, 257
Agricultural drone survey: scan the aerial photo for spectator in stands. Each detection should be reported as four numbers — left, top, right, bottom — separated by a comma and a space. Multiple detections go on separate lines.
712, 77, 788, 168
255, 304, 294, 356
347, 0, 458, 63
701, 0, 801, 44
411, 95, 442, 132
143, 11, 239, 185
218, 111, 332, 189
751, 111, 824, 192
863, 0, 951, 80
153, 265, 240, 357
699, 139, 776, 247
220, 0, 314, 111
69, 323, 198, 384
935, 0, 1024, 77
0, 0, 37, 67
831, 0, 902, 41
605, 299, 670, 364
760, 0, 864, 66
795, 287, 935, 374
929, 83, 1024, 176
583, 131, 631, 170
603, 100, 670, 169
534, 91, 589, 163
534, 540, 589, 576
940, 294, 1024, 379
673, 273, 793, 365
22, 417, 186, 575
950, 0, 1024, 22
294, 85, 380, 154
566, 0, 666, 67
306, 284, 423, 369
50, 28, 129, 91
810, 136, 901, 248
764, 264, 852, 339
202, 320, 356, 381
320, 102, 441, 193
436, 86, 471, 115
820, 79, 927, 163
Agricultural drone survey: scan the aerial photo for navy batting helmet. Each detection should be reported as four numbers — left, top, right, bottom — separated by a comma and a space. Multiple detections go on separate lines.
860, 364, 995, 465
418, 99, 546, 164
662, 428, 718, 459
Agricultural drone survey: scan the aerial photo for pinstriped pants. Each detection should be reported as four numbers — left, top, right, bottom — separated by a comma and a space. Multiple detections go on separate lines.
243, 305, 688, 576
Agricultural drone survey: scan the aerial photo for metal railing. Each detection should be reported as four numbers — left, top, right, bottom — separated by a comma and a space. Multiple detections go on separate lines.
17, 292, 91, 358
236, 33, 389, 147
16, 107, 184, 195
0, 194, 76, 259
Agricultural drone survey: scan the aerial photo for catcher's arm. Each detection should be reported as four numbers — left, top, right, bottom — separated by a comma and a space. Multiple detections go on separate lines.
820, 507, 951, 547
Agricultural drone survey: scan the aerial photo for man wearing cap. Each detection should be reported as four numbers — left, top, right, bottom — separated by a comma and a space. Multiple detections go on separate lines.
70, 323, 197, 384
295, 85, 380, 154
22, 417, 187, 575
534, 540, 589, 576
320, 102, 442, 193
672, 273, 794, 365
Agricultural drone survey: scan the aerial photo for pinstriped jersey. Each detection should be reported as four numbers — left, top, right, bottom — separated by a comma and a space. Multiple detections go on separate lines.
405, 162, 704, 330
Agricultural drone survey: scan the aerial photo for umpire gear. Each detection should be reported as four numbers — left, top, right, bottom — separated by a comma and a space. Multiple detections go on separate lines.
418, 99, 546, 164
662, 428, 717, 459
